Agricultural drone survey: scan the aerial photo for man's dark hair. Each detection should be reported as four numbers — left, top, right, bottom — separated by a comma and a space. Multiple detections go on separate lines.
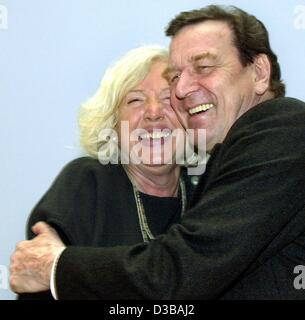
166, 5, 285, 98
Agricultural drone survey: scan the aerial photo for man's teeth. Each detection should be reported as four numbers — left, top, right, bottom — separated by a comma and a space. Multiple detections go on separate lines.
140, 131, 171, 140
189, 103, 214, 115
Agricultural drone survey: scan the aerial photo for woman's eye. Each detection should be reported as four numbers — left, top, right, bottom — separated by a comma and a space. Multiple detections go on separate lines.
127, 98, 142, 105
163, 97, 171, 104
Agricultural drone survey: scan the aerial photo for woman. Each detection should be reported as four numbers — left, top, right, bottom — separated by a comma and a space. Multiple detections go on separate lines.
19, 46, 195, 299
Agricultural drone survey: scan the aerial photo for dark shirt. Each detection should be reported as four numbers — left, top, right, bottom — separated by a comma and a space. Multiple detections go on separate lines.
140, 192, 181, 237
19, 162, 195, 299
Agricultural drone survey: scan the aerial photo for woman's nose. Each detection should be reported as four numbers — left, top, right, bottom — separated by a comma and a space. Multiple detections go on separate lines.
144, 100, 165, 121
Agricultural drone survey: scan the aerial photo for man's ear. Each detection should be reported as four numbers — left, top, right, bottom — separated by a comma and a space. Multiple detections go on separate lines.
253, 53, 272, 96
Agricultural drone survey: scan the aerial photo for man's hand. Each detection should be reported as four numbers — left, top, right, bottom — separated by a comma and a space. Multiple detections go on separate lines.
10, 222, 66, 293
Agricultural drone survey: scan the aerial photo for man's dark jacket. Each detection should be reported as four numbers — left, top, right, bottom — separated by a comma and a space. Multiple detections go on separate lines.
55, 97, 305, 299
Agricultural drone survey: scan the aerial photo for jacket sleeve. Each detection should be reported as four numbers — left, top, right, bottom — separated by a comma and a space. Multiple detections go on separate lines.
18, 157, 98, 300
25, 157, 99, 245
55, 99, 305, 299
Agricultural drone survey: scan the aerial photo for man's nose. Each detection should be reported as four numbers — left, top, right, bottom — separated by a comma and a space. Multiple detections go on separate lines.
144, 100, 165, 121
174, 70, 199, 100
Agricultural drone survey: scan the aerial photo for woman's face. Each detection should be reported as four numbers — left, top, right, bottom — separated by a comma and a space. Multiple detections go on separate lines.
117, 61, 184, 167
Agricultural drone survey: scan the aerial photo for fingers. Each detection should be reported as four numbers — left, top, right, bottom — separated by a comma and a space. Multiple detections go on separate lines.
9, 222, 66, 294
10, 274, 22, 293
31, 221, 54, 235
31, 222, 64, 247
9, 238, 56, 293
10, 244, 26, 293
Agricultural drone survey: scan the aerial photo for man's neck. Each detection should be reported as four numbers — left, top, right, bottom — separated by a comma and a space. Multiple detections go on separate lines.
124, 164, 181, 197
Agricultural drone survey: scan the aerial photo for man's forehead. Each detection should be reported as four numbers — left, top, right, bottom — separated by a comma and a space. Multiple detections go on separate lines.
169, 20, 233, 55
166, 51, 218, 71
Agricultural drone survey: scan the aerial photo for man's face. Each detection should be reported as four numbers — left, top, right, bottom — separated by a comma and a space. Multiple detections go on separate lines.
167, 20, 261, 151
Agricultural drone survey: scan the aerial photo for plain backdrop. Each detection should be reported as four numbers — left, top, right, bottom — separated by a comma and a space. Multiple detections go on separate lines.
1, 0, 305, 299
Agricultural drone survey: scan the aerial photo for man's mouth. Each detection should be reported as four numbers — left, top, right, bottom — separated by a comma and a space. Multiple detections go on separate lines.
188, 103, 215, 115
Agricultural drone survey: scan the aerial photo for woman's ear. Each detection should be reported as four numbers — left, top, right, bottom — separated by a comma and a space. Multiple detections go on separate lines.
253, 53, 272, 96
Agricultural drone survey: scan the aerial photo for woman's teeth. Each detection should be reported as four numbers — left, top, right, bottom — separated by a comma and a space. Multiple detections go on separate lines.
140, 131, 171, 140
189, 103, 214, 115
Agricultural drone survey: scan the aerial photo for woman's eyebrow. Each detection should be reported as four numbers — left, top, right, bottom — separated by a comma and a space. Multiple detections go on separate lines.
127, 90, 144, 94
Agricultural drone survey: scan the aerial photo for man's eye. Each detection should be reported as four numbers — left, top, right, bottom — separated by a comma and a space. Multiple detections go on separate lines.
169, 74, 180, 84
196, 65, 214, 73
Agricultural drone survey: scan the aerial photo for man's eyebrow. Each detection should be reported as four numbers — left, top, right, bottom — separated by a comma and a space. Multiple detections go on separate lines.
162, 66, 177, 80
192, 52, 217, 63
162, 52, 217, 79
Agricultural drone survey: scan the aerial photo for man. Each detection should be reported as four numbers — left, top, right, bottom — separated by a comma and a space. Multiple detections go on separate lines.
10, 5, 305, 299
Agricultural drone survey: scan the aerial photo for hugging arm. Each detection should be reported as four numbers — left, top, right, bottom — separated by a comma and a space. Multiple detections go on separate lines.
54, 100, 305, 299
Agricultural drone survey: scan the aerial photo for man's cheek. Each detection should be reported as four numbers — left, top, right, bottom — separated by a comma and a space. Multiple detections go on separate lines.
171, 104, 188, 126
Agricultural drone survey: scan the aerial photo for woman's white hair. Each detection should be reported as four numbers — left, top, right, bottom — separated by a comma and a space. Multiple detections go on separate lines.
79, 45, 169, 158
